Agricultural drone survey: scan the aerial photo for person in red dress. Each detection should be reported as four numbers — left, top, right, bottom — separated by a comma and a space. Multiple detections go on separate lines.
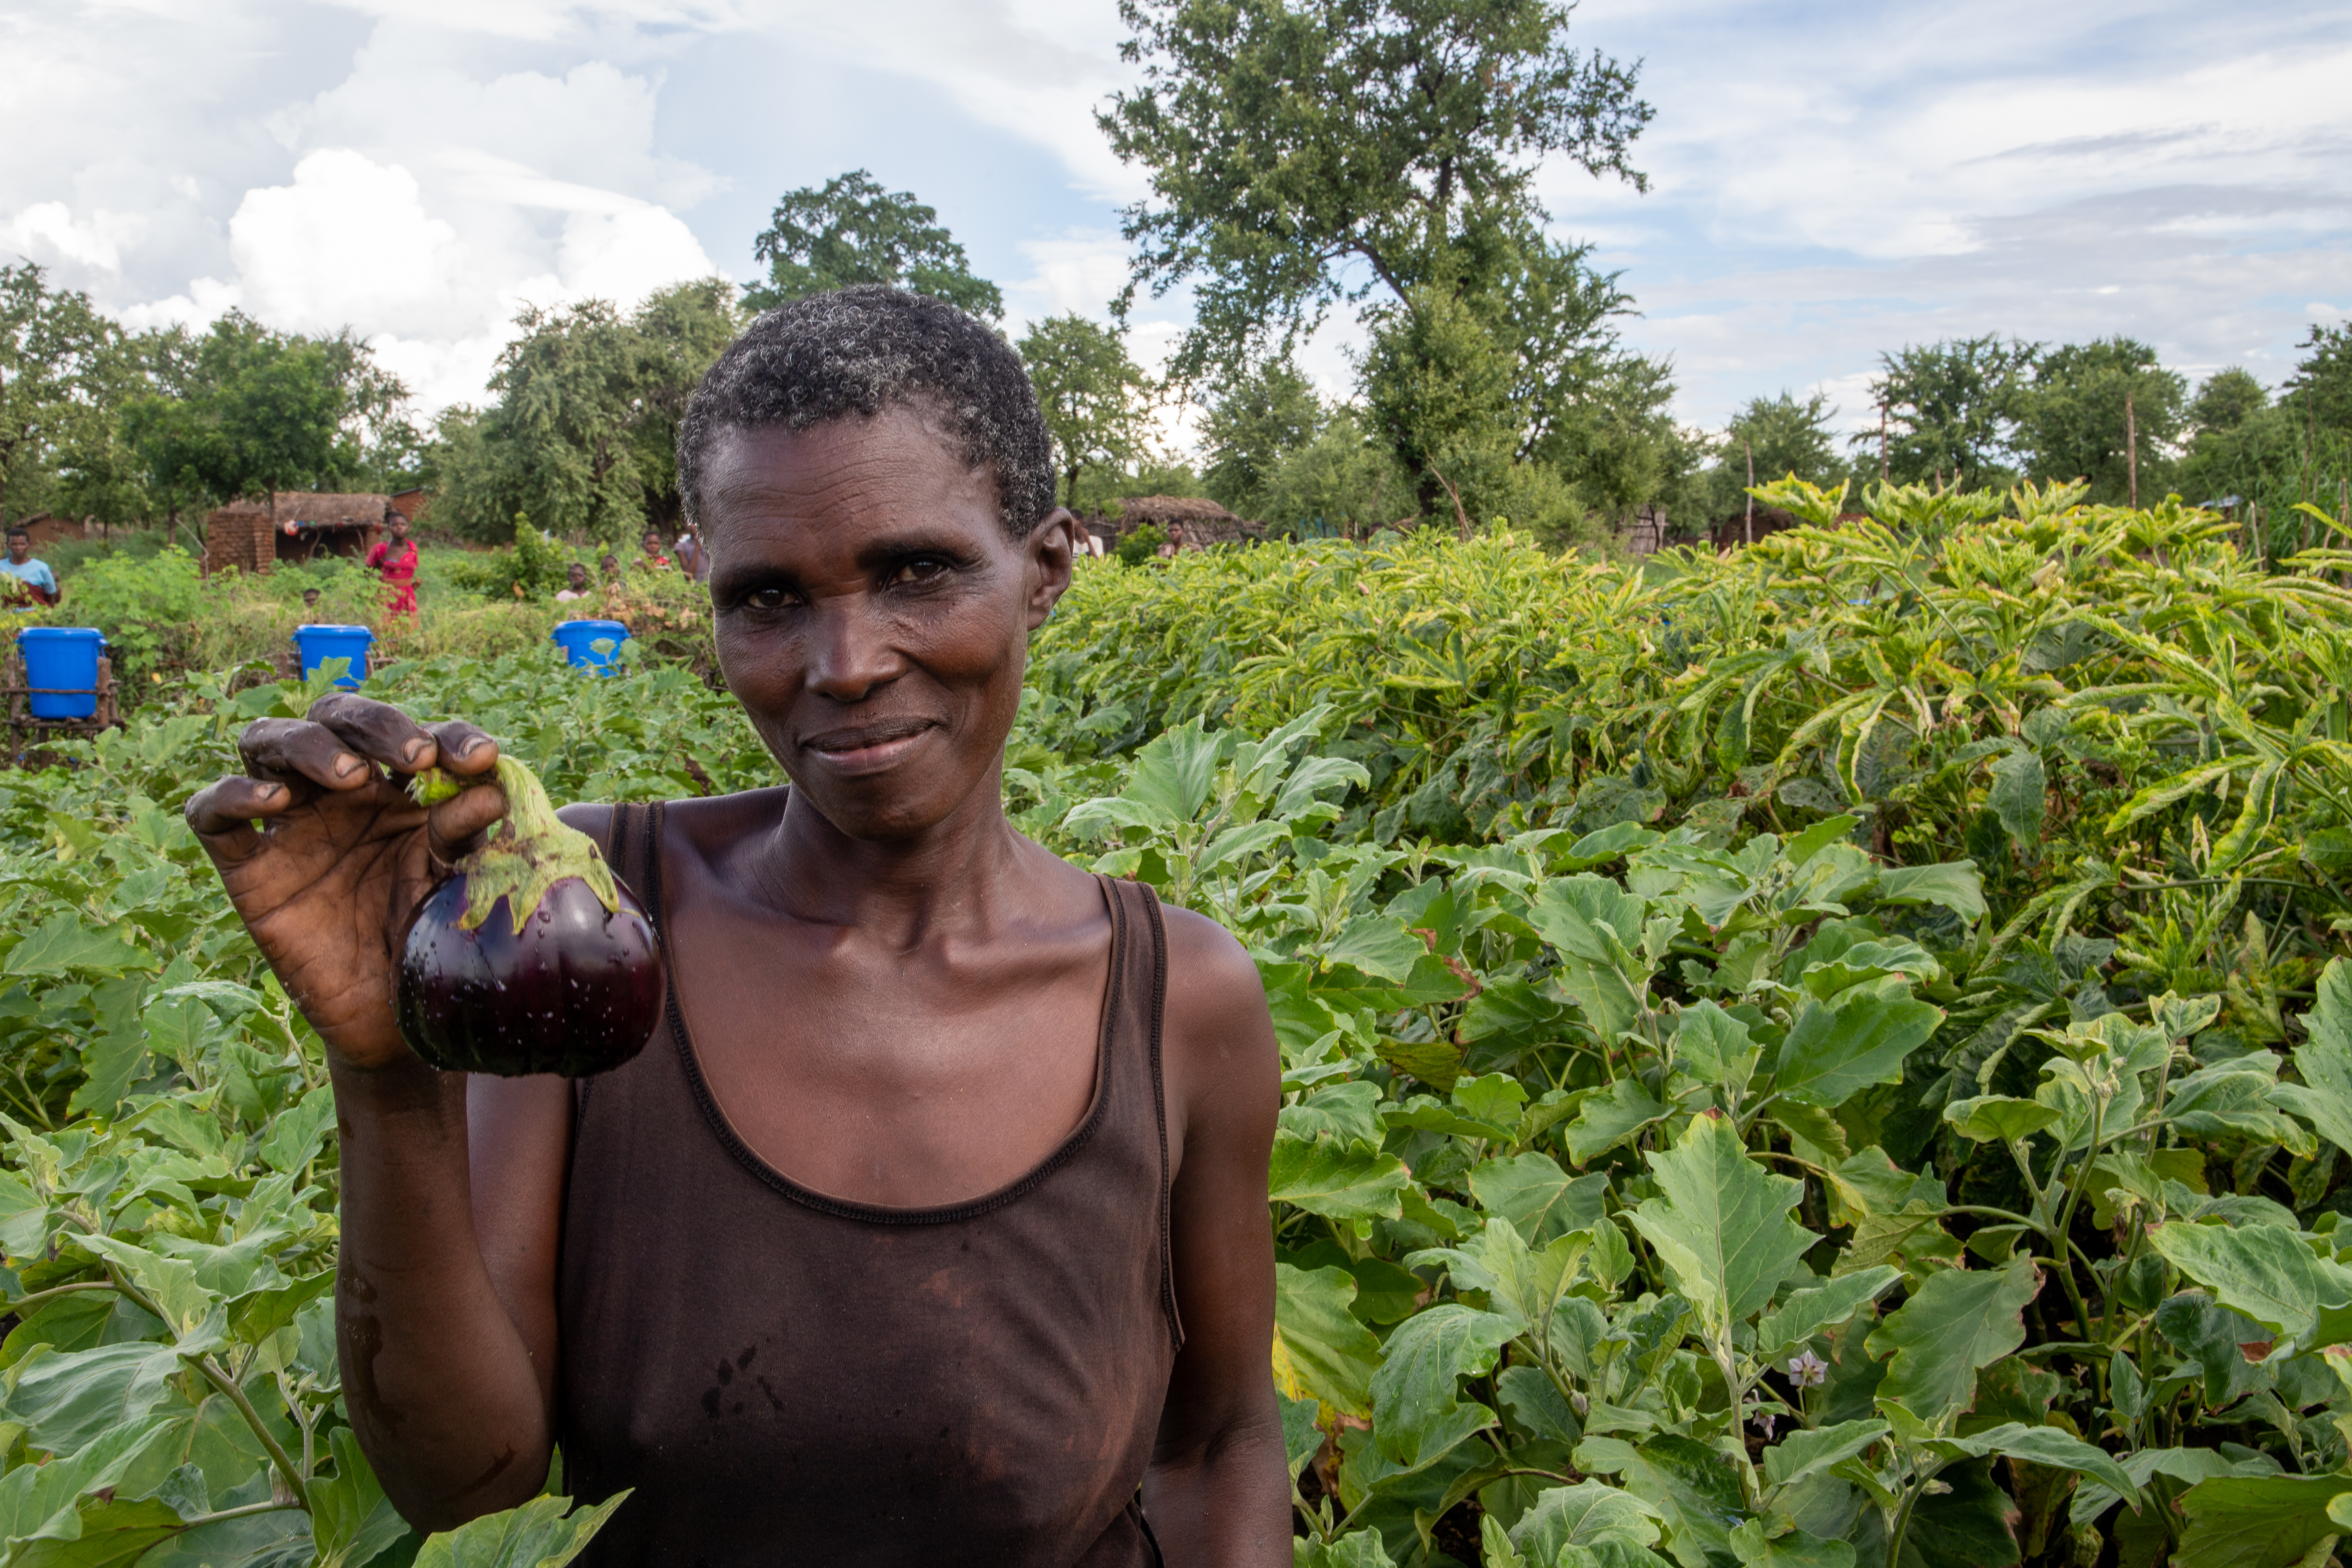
367, 510, 421, 622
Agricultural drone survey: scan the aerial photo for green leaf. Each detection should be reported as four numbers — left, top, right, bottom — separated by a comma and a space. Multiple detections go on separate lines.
1528, 876, 1649, 1040
1900, 1457, 2020, 1568
1931, 1422, 2140, 1505
1408, 1218, 1586, 1337
1674, 1000, 1758, 1096
2147, 1221, 2321, 1341
412, 1491, 630, 1568
2158, 1291, 2275, 1408
1563, 1079, 1672, 1167
1755, 1267, 1901, 1358
3, 914, 150, 978
1620, 1434, 1747, 1563
1772, 988, 1944, 1109
1870, 862, 1986, 921
1987, 748, 2046, 856
1296, 1531, 1398, 1568
2175, 1474, 2352, 1568
11, 1493, 191, 1568
1280, 1080, 1387, 1151
1625, 1112, 1817, 1336
1367, 1303, 1517, 1471
2288, 957, 2352, 1159
1511, 1480, 1664, 1556
1268, 1133, 1412, 1220
1276, 1390, 1324, 1482
3, 1342, 181, 1458
255, 1085, 337, 1175
1942, 1096, 2063, 1144
313, 1428, 413, 1568
1729, 1521, 1855, 1568
1471, 1152, 1607, 1245
1272, 1263, 1382, 1419
1323, 915, 1427, 984
1761, 1418, 1889, 1493
1866, 1252, 2038, 1424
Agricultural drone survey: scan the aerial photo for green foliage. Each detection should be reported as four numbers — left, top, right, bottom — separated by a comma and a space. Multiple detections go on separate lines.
1856, 335, 2037, 491
41, 492, 2352, 1563
1016, 315, 1156, 511
1200, 358, 1325, 518
2285, 323, 2352, 435
0, 264, 135, 528
2015, 337, 2187, 506
1707, 393, 1847, 523
427, 282, 742, 547
743, 168, 1001, 319
1114, 523, 1167, 566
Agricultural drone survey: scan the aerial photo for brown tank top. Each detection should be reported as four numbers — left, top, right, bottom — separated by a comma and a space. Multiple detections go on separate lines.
556, 800, 1181, 1567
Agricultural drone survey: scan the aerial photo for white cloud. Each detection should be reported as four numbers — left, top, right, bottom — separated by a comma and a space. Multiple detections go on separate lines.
2, 202, 141, 274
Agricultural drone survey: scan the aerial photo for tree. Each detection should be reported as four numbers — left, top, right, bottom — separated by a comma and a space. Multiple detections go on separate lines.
1199, 358, 1323, 516
2188, 367, 2268, 435
119, 312, 407, 515
2015, 337, 2185, 505
1259, 407, 1412, 536
1857, 335, 2037, 490
626, 279, 747, 530
2283, 324, 2352, 434
1705, 391, 1842, 520
0, 263, 127, 523
1101, 0, 1651, 382
746, 170, 1002, 319
1016, 315, 1154, 511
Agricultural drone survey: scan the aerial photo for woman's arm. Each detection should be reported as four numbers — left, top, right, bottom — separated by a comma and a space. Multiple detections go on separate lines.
1144, 908, 1292, 1565
185, 695, 569, 1528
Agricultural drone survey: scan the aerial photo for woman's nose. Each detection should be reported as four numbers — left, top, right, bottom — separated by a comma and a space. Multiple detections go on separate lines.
803, 597, 900, 702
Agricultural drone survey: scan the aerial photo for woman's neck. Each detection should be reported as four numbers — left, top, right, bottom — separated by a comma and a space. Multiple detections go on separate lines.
747, 779, 1036, 947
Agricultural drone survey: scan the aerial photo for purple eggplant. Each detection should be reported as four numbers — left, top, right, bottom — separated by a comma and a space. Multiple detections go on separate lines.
396, 757, 664, 1077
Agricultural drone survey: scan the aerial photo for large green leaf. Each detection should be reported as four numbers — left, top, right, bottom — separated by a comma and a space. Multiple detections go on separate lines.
1870, 861, 1986, 920
2147, 1221, 2321, 1341
2174, 1474, 2352, 1568
1928, 1423, 2140, 1504
4, 1342, 182, 1458
1528, 876, 1649, 1040
1511, 1480, 1664, 1556
312, 1428, 411, 1568
3, 914, 151, 978
1268, 1134, 1411, 1220
1729, 1521, 1854, 1568
2286, 956, 2352, 1159
1367, 1303, 1517, 1472
1987, 747, 2046, 856
1761, 1419, 1889, 1493
1625, 1112, 1817, 1335
1772, 987, 1944, 1109
1469, 1154, 1608, 1246
1272, 1263, 1382, 1419
1564, 1080, 1674, 1166
1866, 1252, 2038, 1424
1754, 1267, 1901, 1358
412, 1492, 629, 1568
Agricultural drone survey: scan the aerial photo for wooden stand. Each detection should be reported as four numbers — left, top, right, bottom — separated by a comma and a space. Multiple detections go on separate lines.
3, 652, 119, 762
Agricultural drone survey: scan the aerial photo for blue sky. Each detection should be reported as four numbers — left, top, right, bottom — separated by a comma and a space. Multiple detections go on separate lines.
5, 0, 2347, 443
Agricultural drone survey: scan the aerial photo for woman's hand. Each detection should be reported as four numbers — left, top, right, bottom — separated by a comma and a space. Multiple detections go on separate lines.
185, 692, 507, 1072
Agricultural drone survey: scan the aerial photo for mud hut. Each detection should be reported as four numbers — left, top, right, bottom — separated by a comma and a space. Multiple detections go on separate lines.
204, 492, 390, 575
1112, 496, 1259, 551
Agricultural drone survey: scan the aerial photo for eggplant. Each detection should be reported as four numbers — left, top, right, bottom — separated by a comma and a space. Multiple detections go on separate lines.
396, 757, 664, 1076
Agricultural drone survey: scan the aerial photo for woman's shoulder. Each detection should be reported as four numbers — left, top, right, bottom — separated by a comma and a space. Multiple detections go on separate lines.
557, 787, 792, 860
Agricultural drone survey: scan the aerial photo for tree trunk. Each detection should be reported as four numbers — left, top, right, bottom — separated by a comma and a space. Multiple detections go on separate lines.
2125, 392, 2138, 510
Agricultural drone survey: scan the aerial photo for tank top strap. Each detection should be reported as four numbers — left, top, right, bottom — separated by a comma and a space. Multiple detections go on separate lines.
1095, 874, 1182, 1350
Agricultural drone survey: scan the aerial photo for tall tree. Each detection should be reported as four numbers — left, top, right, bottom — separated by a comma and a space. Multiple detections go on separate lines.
1016, 315, 1155, 511
119, 312, 406, 514
2015, 337, 2185, 504
1100, 0, 1651, 381
2283, 323, 2352, 433
0, 263, 127, 523
1857, 335, 2037, 490
1199, 358, 1324, 516
1707, 390, 1842, 519
628, 279, 748, 530
2188, 367, 2268, 436
746, 171, 1002, 320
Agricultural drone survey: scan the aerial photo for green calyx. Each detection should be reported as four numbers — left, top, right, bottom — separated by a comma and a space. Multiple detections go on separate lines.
410, 756, 619, 933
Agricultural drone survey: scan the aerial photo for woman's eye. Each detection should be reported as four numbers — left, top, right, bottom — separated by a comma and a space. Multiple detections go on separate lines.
890, 558, 948, 586
747, 587, 793, 610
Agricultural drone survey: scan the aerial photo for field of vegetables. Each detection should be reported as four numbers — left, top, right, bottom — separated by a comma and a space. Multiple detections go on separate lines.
8, 479, 2352, 1568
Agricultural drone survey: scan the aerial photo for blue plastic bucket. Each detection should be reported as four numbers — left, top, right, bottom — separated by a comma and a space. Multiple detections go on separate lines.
292, 624, 374, 688
551, 619, 630, 675
18, 628, 106, 720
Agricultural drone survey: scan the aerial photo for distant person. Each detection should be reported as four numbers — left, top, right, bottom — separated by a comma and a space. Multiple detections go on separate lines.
0, 526, 60, 608
1155, 521, 1185, 560
555, 563, 593, 603
302, 588, 323, 615
367, 510, 421, 622
638, 528, 672, 571
673, 525, 709, 582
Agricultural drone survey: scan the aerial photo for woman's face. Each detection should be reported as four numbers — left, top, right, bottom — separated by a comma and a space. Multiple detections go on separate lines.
703, 407, 1075, 843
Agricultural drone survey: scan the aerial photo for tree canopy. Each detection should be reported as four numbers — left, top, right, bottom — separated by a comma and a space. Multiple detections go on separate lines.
0, 264, 132, 523
1015, 314, 1156, 513
746, 170, 1002, 320
1705, 391, 1842, 520
2015, 336, 2185, 505
1858, 335, 2037, 491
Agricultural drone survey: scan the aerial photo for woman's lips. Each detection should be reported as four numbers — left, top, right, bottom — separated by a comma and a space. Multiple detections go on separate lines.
802, 722, 936, 773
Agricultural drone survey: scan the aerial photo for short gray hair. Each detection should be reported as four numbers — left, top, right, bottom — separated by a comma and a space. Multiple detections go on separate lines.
677, 286, 1057, 538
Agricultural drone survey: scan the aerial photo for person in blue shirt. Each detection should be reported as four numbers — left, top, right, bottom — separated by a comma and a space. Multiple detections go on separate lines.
0, 527, 60, 608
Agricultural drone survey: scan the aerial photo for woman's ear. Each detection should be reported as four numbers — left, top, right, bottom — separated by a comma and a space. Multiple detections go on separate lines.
1024, 510, 1080, 629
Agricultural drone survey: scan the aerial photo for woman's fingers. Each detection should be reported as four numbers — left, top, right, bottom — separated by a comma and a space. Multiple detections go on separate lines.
309, 693, 437, 774
184, 776, 293, 863
427, 780, 507, 863
426, 720, 499, 778
238, 718, 377, 793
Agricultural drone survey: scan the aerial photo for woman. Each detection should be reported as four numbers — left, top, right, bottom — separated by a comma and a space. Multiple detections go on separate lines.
367, 510, 421, 621
185, 289, 1289, 1566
